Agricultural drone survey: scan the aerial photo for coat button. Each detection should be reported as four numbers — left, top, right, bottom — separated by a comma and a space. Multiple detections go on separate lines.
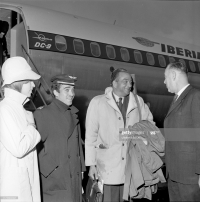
122, 157, 124, 160
68, 155, 71, 159
77, 172, 79, 175
119, 117, 121, 120
122, 143, 124, 146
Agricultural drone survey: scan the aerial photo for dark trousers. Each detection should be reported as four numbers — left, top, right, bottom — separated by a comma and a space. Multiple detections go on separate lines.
168, 177, 200, 201
103, 184, 124, 202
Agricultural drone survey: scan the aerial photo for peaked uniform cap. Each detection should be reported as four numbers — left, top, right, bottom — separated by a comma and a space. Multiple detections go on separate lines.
51, 74, 77, 86
1, 56, 40, 87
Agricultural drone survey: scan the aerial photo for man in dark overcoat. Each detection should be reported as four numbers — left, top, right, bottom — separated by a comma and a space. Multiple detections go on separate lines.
164, 62, 200, 201
34, 74, 85, 202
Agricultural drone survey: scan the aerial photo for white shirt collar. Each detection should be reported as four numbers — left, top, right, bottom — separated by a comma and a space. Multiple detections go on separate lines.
113, 92, 124, 103
176, 84, 190, 99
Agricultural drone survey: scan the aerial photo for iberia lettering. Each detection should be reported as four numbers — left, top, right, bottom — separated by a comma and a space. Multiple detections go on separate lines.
161, 44, 200, 60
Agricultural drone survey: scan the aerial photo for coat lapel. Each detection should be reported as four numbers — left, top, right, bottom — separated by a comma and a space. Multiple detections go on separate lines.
67, 106, 79, 139
106, 88, 138, 115
106, 91, 121, 114
121, 95, 129, 125
126, 93, 138, 115
165, 85, 193, 118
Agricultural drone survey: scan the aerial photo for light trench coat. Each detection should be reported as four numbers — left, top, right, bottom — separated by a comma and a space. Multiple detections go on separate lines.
0, 88, 41, 202
85, 87, 154, 184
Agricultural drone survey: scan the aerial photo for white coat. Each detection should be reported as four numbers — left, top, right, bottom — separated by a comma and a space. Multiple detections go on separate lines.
85, 87, 154, 184
0, 88, 41, 202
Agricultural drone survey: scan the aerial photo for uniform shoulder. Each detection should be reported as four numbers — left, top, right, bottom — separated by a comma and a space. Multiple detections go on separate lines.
34, 103, 52, 117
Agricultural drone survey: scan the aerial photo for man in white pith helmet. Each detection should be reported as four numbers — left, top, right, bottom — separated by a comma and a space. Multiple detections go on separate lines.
0, 56, 41, 202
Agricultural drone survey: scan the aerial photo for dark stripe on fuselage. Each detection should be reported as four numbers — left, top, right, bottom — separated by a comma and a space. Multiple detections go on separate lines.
28, 30, 200, 74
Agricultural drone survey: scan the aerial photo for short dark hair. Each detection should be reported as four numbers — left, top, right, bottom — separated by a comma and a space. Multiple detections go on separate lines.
51, 83, 61, 94
110, 67, 128, 85
167, 62, 188, 74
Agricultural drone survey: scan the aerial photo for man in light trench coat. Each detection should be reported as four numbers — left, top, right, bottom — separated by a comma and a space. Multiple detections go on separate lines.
85, 68, 154, 201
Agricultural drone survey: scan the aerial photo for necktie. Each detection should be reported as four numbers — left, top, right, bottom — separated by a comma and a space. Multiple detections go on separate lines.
118, 98, 123, 112
172, 94, 178, 105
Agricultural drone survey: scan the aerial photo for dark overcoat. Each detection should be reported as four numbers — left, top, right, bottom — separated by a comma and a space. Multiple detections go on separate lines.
164, 85, 200, 184
34, 99, 85, 202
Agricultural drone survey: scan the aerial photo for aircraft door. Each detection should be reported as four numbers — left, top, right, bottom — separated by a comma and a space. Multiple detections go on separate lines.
10, 13, 28, 59
0, 9, 10, 67
0, 9, 28, 61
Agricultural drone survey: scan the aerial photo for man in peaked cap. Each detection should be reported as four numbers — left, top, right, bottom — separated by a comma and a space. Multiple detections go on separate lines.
34, 74, 85, 202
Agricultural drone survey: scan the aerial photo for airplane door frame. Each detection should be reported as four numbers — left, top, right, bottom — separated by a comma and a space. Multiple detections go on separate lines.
0, 5, 30, 61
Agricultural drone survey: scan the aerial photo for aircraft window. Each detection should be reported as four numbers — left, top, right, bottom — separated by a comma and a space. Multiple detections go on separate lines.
90, 42, 101, 57
169, 57, 175, 63
158, 55, 166, 67
55, 35, 67, 52
189, 61, 196, 72
120, 48, 130, 61
146, 53, 155, 66
179, 59, 186, 68
73, 39, 84, 54
134, 50, 143, 64
106, 45, 116, 59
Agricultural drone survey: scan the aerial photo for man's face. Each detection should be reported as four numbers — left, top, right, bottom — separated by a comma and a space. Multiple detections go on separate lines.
113, 72, 133, 97
164, 68, 175, 93
54, 84, 75, 106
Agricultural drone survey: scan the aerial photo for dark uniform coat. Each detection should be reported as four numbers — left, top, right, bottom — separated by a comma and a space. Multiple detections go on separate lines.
34, 98, 85, 202
164, 85, 200, 184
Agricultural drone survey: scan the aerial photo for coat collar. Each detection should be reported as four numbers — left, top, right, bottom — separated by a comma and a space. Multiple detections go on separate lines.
105, 87, 137, 114
4, 88, 29, 106
51, 98, 79, 139
105, 87, 120, 113
52, 98, 79, 114
165, 85, 193, 118
127, 93, 138, 114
